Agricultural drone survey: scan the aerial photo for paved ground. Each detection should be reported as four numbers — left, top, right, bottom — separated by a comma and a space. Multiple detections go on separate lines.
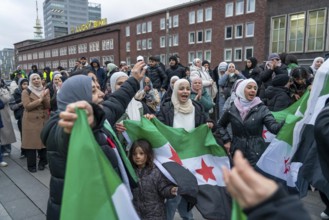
0, 115, 326, 220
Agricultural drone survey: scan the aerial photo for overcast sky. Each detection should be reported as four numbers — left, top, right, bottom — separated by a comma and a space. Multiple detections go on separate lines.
0, 0, 190, 49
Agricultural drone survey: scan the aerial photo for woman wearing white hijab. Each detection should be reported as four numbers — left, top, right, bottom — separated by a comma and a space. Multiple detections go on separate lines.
22, 73, 50, 172
309, 57, 324, 75
218, 78, 284, 167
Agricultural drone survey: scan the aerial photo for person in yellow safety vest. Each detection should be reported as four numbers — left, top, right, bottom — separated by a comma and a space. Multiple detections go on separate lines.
11, 66, 27, 80
43, 67, 54, 84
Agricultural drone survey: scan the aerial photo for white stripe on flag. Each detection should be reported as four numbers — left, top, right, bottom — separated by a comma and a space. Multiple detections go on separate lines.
112, 184, 140, 220
182, 155, 230, 186
153, 143, 180, 164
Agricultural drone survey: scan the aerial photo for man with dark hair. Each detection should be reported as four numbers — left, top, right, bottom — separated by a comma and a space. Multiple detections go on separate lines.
80, 56, 91, 69
175, 55, 185, 69
165, 56, 186, 88
154, 55, 166, 72
145, 56, 168, 97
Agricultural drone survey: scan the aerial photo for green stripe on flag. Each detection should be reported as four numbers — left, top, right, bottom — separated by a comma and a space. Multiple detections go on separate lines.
231, 200, 247, 220
320, 74, 329, 96
151, 118, 226, 159
61, 109, 124, 220
275, 114, 301, 145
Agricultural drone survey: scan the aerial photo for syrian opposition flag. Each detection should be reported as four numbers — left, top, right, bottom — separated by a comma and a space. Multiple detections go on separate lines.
123, 118, 199, 209
150, 118, 231, 220
61, 109, 139, 220
257, 59, 329, 193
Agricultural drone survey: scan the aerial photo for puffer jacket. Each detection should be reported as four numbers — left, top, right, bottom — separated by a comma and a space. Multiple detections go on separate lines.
218, 103, 284, 166
132, 165, 175, 220
41, 77, 140, 220
165, 65, 186, 86
265, 86, 292, 112
146, 65, 168, 90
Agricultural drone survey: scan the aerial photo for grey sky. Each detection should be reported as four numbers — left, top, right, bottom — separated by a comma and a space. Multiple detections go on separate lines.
0, 0, 190, 49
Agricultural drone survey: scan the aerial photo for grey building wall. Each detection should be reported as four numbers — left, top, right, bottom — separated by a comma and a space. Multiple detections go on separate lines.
0, 48, 15, 77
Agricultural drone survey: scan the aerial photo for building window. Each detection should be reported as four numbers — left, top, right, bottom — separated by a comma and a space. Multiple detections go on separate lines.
160, 18, 165, 30
33, 52, 38, 60
38, 62, 44, 69
68, 45, 76, 54
234, 48, 243, 61
147, 38, 152, 49
204, 50, 211, 62
59, 47, 67, 56
52, 60, 59, 69
78, 44, 87, 53
197, 30, 203, 43
126, 57, 131, 65
173, 15, 179, 27
147, 21, 152, 32
225, 26, 233, 39
18, 55, 22, 61
69, 59, 76, 68
205, 29, 212, 42
189, 11, 195, 24
197, 9, 203, 23
196, 51, 203, 60
27, 53, 32, 60
173, 34, 179, 46
189, 32, 195, 44
103, 56, 114, 64
142, 39, 147, 50
160, 36, 166, 48
270, 16, 286, 53
224, 49, 232, 62
46, 61, 51, 68
137, 24, 141, 34
160, 54, 166, 64
225, 2, 234, 17
23, 64, 27, 70
246, 0, 255, 13
89, 41, 100, 52
52, 49, 58, 57
126, 42, 130, 52
245, 22, 254, 37
137, 40, 142, 50
235, 24, 243, 38
126, 26, 130, 37
45, 50, 51, 58
168, 35, 173, 47
60, 60, 67, 68
288, 13, 305, 53
245, 46, 254, 60
168, 16, 172, 29
102, 39, 113, 50
205, 7, 212, 21
23, 54, 27, 61
236, 0, 244, 15
307, 9, 326, 52
142, 22, 147, 33
188, 51, 195, 63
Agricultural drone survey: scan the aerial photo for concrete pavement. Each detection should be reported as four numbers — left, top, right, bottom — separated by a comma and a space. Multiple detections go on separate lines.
0, 115, 326, 220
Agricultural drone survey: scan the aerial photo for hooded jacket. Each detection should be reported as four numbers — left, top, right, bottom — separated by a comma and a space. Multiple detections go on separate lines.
90, 58, 106, 89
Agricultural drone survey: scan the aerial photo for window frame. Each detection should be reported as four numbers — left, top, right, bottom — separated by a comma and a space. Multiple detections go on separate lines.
189, 11, 195, 24
160, 18, 165, 30
306, 8, 327, 52
126, 26, 130, 37
244, 46, 254, 60
126, 41, 130, 52
246, 0, 255, 13
205, 29, 212, 42
197, 9, 203, 23
173, 15, 179, 27
160, 36, 166, 48
205, 7, 212, 21
188, 51, 195, 63
245, 22, 255, 37
225, 2, 234, 17
287, 12, 305, 53
189, 32, 195, 44
236, 0, 244, 16
225, 25, 233, 40
136, 23, 141, 35
147, 21, 152, 32
235, 24, 244, 39
224, 48, 232, 62
270, 15, 287, 53
234, 47, 243, 61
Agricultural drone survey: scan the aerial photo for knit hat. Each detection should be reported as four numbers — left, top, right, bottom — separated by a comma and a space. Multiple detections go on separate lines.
268, 53, 280, 61
169, 55, 178, 63
272, 74, 290, 87
218, 62, 228, 72
137, 56, 144, 62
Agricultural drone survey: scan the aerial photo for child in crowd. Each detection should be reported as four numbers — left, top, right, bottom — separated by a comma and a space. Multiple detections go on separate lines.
129, 139, 177, 220
290, 67, 313, 101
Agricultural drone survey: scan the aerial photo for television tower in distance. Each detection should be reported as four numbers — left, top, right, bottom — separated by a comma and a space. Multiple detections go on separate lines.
34, 0, 43, 39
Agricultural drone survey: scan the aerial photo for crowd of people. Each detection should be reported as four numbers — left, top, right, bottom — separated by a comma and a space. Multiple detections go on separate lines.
0, 51, 328, 220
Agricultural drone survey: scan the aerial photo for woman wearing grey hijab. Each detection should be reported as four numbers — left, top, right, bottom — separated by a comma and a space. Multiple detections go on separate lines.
41, 62, 146, 220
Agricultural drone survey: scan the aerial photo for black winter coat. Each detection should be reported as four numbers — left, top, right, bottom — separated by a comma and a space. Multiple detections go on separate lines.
40, 77, 140, 220
218, 103, 284, 166
157, 100, 208, 128
165, 65, 186, 86
260, 64, 288, 89
11, 88, 24, 120
132, 166, 175, 220
146, 65, 168, 90
265, 86, 292, 112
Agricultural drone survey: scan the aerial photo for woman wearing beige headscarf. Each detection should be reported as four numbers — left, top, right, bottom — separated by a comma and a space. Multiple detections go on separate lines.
22, 73, 50, 173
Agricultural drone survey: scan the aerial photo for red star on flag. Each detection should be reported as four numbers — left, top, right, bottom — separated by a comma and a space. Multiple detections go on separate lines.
195, 158, 216, 182
169, 145, 183, 165
262, 129, 268, 139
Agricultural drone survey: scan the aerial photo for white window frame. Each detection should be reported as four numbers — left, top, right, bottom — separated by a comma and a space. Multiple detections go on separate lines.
38, 62, 44, 69
52, 49, 58, 57
173, 15, 179, 27
45, 50, 51, 58
188, 51, 195, 63
52, 60, 59, 69
204, 50, 211, 63
225, 2, 234, 17
189, 32, 195, 44
205, 29, 212, 42
45, 61, 51, 67
189, 11, 195, 24
59, 47, 67, 56
236, 0, 244, 16
246, 0, 255, 13
147, 38, 152, 49
68, 45, 76, 55
137, 23, 141, 34
205, 7, 212, 21
234, 47, 243, 61
33, 52, 38, 60
244, 46, 254, 60
197, 30, 203, 43
235, 24, 243, 39
142, 22, 147, 33
245, 22, 255, 37
18, 55, 22, 61
270, 15, 287, 53
173, 34, 179, 46
287, 12, 305, 53
306, 8, 326, 52
137, 40, 142, 51
126, 57, 131, 66
126, 42, 130, 52
196, 50, 203, 60
147, 21, 152, 32
142, 39, 147, 50
60, 60, 67, 68
27, 53, 32, 60
224, 48, 232, 62
126, 26, 130, 37
197, 9, 203, 23
69, 59, 76, 68
225, 25, 233, 40
160, 18, 165, 30
160, 36, 166, 48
